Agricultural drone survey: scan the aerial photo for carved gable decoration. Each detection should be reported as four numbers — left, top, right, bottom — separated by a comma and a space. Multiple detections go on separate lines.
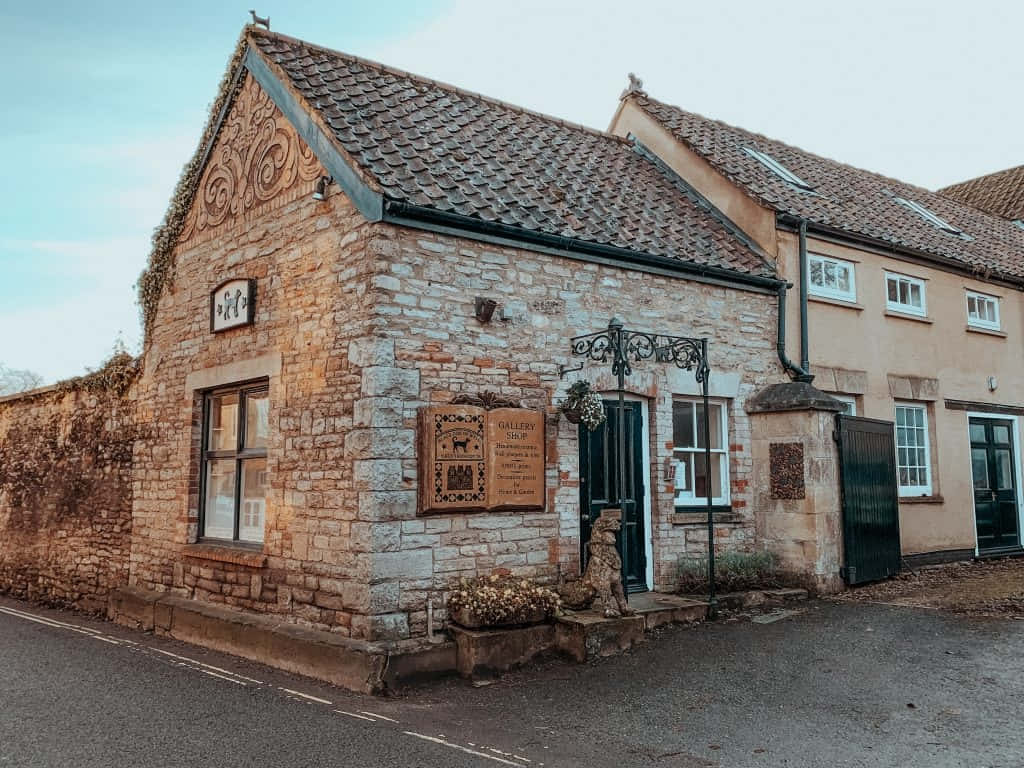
179, 73, 324, 244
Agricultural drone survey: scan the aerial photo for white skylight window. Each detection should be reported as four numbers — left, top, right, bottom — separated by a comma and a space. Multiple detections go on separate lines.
894, 197, 962, 235
1013, 219, 1024, 230
742, 147, 814, 190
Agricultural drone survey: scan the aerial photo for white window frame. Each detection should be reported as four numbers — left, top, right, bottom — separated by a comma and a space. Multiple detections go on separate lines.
742, 147, 813, 190
966, 290, 1000, 331
671, 398, 730, 507
894, 197, 962, 235
885, 272, 927, 317
807, 252, 856, 302
894, 402, 932, 497
831, 394, 857, 416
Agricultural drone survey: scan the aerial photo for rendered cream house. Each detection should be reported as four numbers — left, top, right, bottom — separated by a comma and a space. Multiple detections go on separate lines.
611, 88, 1024, 563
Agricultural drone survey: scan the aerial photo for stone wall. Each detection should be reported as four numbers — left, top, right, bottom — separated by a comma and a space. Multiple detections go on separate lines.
0, 387, 136, 612
353, 224, 783, 637
748, 396, 845, 593
128, 170, 380, 637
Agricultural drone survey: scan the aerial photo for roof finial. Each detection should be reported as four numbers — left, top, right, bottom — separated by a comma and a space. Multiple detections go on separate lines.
249, 9, 270, 30
620, 73, 646, 100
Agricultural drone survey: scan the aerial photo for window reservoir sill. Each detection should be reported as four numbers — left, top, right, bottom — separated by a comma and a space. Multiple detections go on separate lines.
885, 309, 933, 324
183, 542, 267, 567
808, 294, 864, 311
966, 325, 1006, 338
672, 506, 742, 525
897, 494, 944, 505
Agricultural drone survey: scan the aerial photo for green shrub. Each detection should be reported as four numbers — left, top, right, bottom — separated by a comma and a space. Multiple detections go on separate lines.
678, 550, 792, 593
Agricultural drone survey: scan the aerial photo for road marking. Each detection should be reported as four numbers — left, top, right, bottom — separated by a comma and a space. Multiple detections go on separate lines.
279, 687, 332, 705
0, 606, 121, 644
403, 732, 525, 766
360, 711, 398, 723
334, 710, 378, 722
0, 605, 106, 634
150, 648, 264, 684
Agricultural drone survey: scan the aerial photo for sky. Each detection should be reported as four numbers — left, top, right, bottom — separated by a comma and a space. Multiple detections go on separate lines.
1, 0, 1022, 383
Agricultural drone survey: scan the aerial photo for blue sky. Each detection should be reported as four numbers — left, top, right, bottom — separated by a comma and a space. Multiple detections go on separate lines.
2, 0, 1022, 382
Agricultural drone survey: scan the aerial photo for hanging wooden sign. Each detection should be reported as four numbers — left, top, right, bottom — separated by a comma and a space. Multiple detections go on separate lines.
419, 404, 545, 514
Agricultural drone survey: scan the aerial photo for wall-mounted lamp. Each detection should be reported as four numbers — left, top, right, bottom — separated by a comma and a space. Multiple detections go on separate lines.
312, 175, 333, 201
474, 297, 498, 324
988, 376, 998, 392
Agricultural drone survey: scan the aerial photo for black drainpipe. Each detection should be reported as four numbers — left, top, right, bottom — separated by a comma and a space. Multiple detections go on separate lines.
775, 217, 814, 383
798, 219, 811, 374
776, 282, 813, 382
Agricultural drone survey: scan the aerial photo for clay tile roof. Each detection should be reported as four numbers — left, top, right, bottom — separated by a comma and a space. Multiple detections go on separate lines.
939, 165, 1024, 222
633, 96, 1024, 282
248, 30, 774, 279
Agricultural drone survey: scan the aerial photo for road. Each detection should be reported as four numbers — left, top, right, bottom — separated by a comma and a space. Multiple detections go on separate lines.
1, 595, 1022, 767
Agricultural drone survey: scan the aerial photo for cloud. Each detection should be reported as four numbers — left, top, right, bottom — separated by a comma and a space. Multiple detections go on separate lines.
0, 237, 143, 383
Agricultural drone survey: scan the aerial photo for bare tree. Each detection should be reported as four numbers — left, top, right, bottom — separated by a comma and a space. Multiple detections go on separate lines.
0, 364, 45, 396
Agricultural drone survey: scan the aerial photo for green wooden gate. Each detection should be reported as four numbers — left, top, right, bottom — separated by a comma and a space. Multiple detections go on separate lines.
835, 414, 902, 585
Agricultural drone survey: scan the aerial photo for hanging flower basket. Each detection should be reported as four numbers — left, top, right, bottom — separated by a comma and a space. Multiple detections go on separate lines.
559, 381, 606, 432
562, 406, 583, 425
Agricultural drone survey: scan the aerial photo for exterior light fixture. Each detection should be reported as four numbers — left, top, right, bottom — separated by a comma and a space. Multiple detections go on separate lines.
312, 175, 333, 201
474, 297, 498, 323
988, 376, 998, 392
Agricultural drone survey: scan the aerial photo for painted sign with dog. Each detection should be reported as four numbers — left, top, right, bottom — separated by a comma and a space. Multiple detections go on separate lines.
418, 404, 544, 514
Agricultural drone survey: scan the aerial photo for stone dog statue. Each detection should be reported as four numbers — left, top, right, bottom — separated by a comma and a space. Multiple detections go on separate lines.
560, 509, 635, 618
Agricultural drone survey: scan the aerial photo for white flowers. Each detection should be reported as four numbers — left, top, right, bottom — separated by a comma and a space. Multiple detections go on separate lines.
577, 391, 606, 431
559, 380, 607, 432
449, 573, 561, 626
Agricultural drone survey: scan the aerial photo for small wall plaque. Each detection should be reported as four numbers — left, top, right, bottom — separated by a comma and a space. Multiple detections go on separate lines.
211, 278, 255, 332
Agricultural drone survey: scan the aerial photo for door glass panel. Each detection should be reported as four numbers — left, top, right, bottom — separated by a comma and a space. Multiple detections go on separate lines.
239, 458, 268, 543
970, 423, 985, 443
245, 390, 270, 450
672, 401, 695, 448
970, 448, 987, 489
203, 459, 236, 539
208, 393, 239, 451
995, 449, 1013, 491
994, 425, 1010, 444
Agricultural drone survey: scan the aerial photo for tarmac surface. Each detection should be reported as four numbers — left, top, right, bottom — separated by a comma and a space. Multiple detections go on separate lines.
1, 594, 1021, 767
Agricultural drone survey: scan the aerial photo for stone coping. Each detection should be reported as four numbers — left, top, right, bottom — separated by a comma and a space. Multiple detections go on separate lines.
745, 382, 846, 414
107, 586, 454, 694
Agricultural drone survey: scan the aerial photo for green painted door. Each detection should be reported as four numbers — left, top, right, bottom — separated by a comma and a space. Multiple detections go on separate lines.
578, 400, 647, 592
970, 418, 1021, 553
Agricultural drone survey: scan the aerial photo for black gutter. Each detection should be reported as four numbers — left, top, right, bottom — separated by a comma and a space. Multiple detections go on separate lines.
382, 199, 786, 292
777, 214, 1024, 291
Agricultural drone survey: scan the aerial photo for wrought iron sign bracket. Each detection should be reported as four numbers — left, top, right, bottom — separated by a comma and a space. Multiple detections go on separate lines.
564, 317, 717, 618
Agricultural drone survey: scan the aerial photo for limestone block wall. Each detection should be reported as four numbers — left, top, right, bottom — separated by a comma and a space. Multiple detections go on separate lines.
0, 387, 136, 612
129, 188, 380, 637
749, 408, 844, 592
354, 224, 783, 637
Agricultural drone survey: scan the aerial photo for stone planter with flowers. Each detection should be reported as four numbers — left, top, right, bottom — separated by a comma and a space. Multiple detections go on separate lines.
449, 574, 561, 629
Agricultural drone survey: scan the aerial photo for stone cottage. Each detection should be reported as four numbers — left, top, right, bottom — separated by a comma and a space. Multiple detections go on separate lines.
6, 26, 876, 652
117, 26, 805, 641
